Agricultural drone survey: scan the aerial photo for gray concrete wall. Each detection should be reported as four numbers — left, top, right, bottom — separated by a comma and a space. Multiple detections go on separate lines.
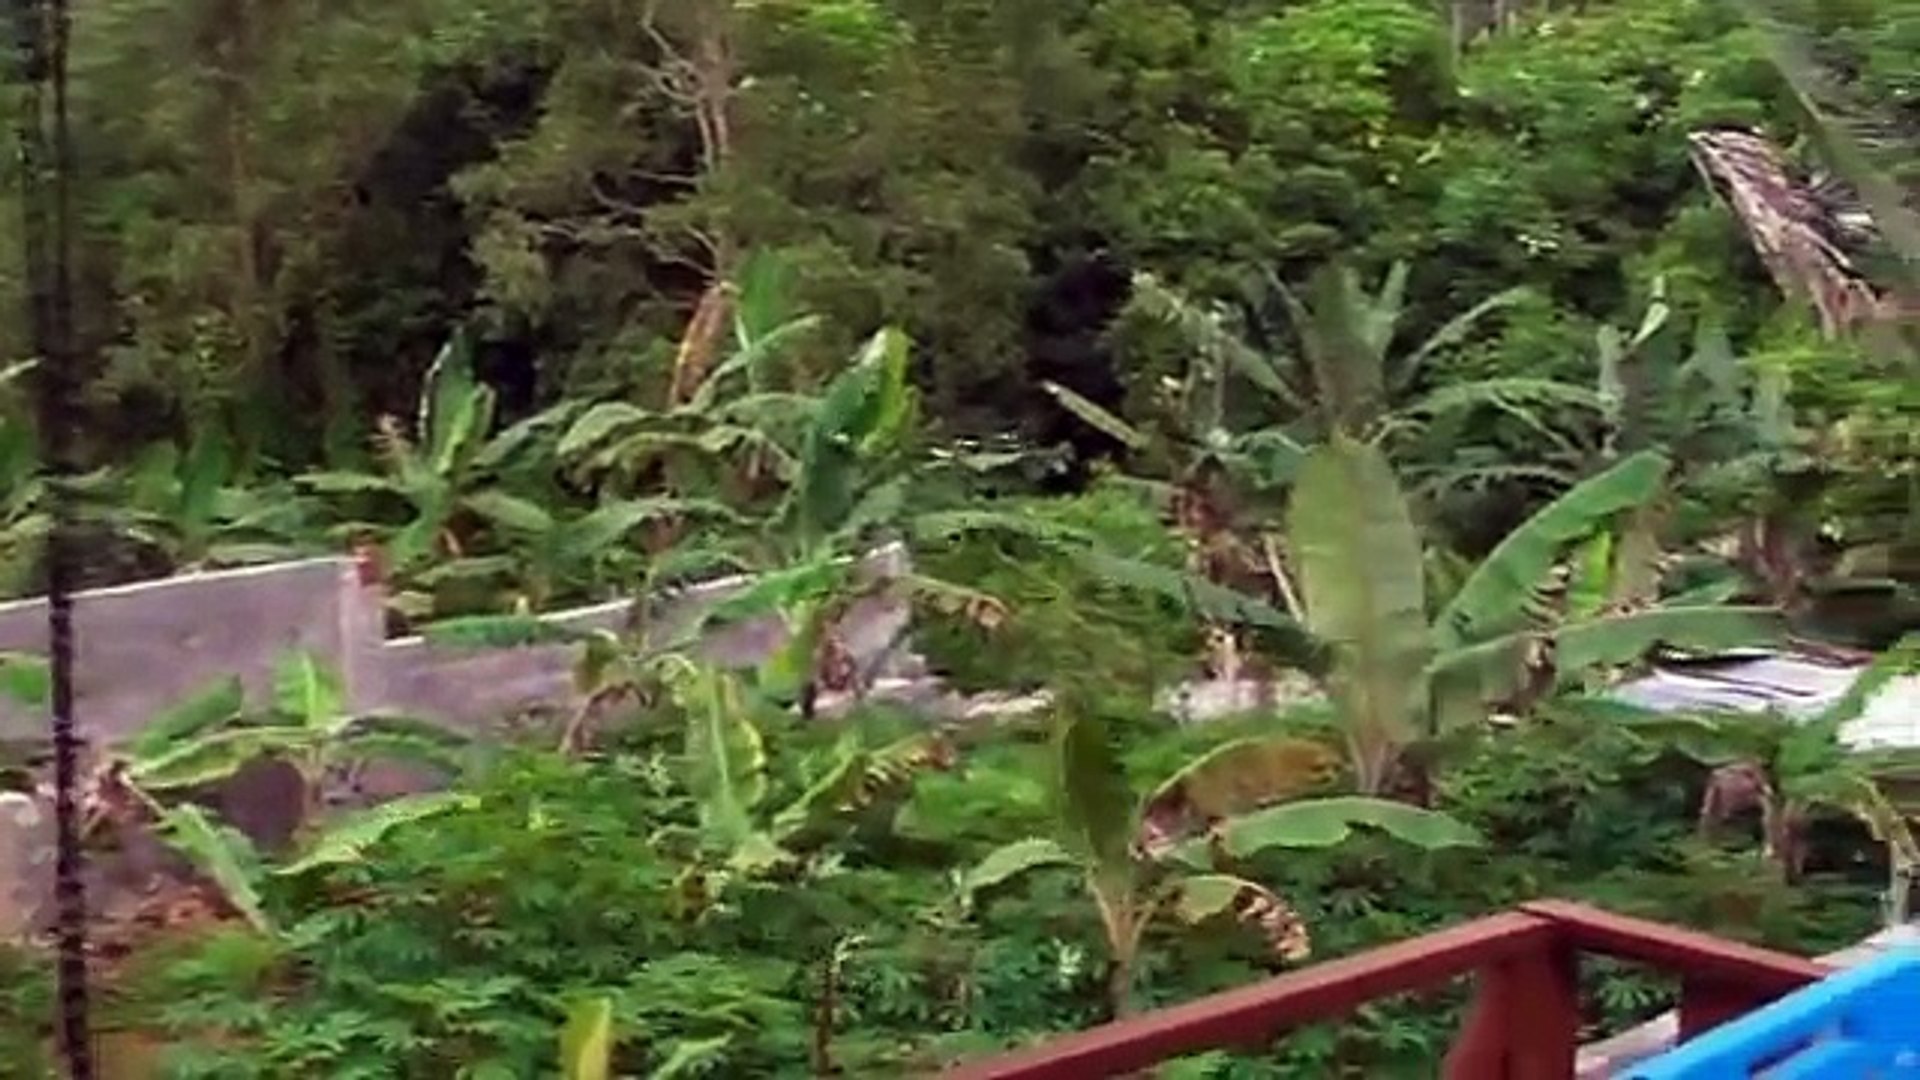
0, 544, 915, 744
0, 558, 375, 744
367, 542, 915, 729
0, 545, 920, 938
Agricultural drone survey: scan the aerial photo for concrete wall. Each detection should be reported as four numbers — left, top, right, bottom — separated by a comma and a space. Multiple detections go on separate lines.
0, 558, 377, 744
367, 543, 915, 731
0, 545, 919, 937
0, 544, 915, 745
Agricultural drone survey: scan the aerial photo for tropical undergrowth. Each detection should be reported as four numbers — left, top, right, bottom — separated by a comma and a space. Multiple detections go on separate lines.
39, 692, 1877, 1080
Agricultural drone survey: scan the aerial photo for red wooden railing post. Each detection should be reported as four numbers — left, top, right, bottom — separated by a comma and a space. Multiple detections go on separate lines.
1678, 977, 1773, 1040
1443, 964, 1511, 1078
1506, 943, 1581, 1079
1443, 939, 1580, 1079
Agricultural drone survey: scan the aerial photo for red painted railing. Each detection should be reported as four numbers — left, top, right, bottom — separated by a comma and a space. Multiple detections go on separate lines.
944, 900, 1832, 1079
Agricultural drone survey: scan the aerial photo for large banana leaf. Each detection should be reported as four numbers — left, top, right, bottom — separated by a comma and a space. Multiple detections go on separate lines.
688, 318, 824, 413
129, 727, 318, 791
1041, 380, 1149, 451
1426, 605, 1783, 706
472, 400, 588, 473
421, 330, 496, 475
1055, 709, 1137, 887
1140, 736, 1340, 849
1167, 873, 1311, 961
1434, 451, 1669, 651
129, 676, 245, 761
793, 328, 915, 543
703, 557, 848, 632
1287, 438, 1432, 784
1127, 272, 1301, 415
177, 427, 235, 536
771, 731, 952, 845
1215, 796, 1481, 857
158, 804, 271, 934
1552, 605, 1783, 673
1279, 264, 1387, 433
1073, 549, 1307, 642
1819, 634, 1918, 728
461, 489, 556, 534
558, 402, 655, 461
275, 792, 476, 877
298, 470, 400, 497
273, 652, 347, 730
961, 837, 1079, 905
562, 497, 741, 559
1396, 287, 1531, 392
676, 668, 768, 851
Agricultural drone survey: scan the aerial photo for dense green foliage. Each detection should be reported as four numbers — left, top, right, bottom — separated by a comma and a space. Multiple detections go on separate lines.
1, 0, 1916, 1074
35, 703, 1876, 1078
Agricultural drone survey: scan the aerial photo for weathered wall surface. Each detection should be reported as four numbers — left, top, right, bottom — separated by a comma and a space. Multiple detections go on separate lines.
0, 546, 919, 937
0, 558, 376, 744
0, 545, 915, 744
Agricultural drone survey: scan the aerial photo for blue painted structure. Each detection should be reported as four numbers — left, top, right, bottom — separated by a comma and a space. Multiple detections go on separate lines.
1623, 949, 1920, 1079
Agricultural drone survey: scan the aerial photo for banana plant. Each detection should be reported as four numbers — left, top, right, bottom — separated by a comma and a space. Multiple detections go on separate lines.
1116, 261, 1593, 466
106, 428, 317, 571
556, 248, 823, 512
653, 659, 955, 885
299, 329, 561, 586
962, 705, 1479, 1018
419, 494, 744, 615
1288, 437, 1785, 793
122, 654, 471, 831
0, 651, 474, 935
1693, 636, 1920, 909
1058, 263, 1591, 669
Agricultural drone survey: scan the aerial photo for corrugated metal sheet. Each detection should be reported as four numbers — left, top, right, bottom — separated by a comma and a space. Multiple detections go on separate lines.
1607, 651, 1920, 751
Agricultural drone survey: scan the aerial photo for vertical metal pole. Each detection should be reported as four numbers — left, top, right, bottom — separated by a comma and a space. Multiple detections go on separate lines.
14, 0, 94, 1072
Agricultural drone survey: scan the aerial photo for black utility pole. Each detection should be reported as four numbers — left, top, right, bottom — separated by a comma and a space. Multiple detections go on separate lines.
12, 0, 93, 1073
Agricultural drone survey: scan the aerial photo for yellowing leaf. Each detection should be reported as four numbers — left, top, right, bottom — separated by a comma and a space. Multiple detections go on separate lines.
1169, 873, 1311, 962
559, 996, 614, 1080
